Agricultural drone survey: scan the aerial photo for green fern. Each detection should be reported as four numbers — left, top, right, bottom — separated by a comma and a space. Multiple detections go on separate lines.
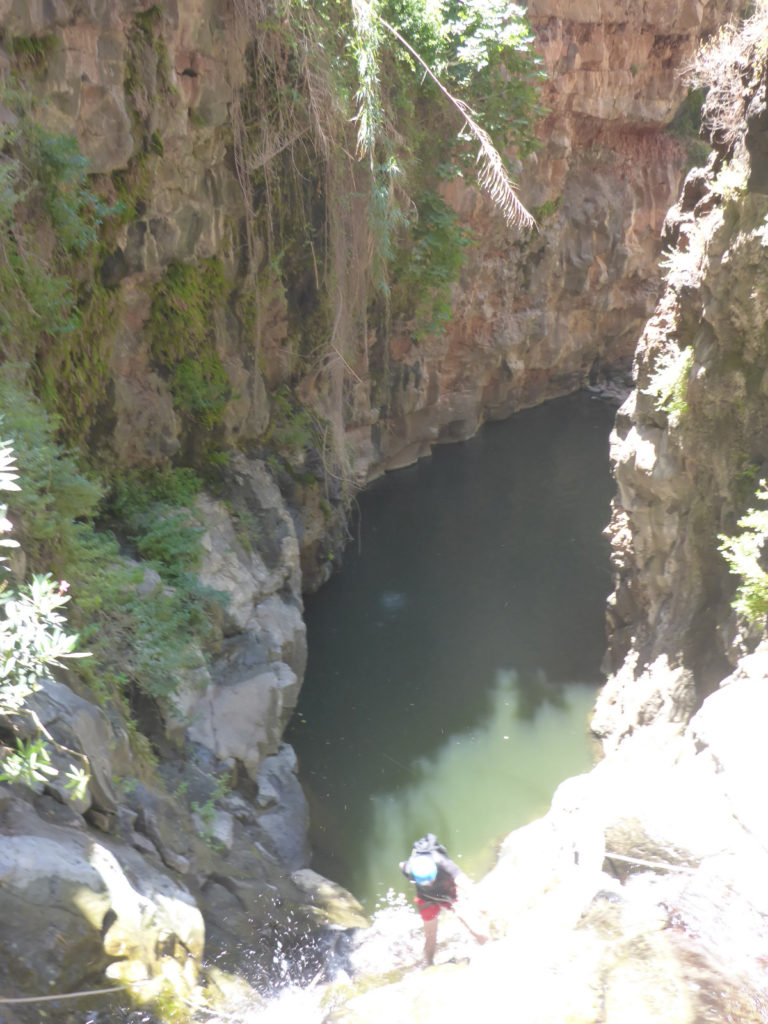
644, 346, 693, 424
719, 481, 768, 622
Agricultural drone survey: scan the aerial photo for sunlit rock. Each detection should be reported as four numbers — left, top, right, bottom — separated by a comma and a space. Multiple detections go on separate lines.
0, 793, 204, 1003
177, 460, 306, 776
592, 654, 698, 750
687, 651, 768, 852
291, 869, 369, 931
196, 494, 295, 629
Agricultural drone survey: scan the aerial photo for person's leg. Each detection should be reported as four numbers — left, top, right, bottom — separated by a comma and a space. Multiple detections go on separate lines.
422, 914, 438, 965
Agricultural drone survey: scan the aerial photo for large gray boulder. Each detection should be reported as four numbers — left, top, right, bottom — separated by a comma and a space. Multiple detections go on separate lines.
24, 679, 127, 820
0, 791, 204, 1002
174, 457, 307, 779
186, 660, 300, 780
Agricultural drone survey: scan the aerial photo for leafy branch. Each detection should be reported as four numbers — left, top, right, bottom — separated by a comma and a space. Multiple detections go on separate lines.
352, 0, 535, 231
719, 480, 768, 623
0, 435, 91, 803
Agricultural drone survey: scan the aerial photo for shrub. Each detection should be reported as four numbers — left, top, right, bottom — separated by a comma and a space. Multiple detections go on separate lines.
0, 381, 224, 712
392, 188, 473, 338
719, 481, 768, 622
146, 259, 232, 437
688, 2, 768, 150
0, 374, 102, 572
0, 435, 90, 800
644, 346, 693, 424
0, 98, 122, 443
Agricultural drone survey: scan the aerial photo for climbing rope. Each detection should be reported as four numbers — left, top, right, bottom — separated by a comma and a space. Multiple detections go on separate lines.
605, 851, 698, 874
0, 979, 153, 1005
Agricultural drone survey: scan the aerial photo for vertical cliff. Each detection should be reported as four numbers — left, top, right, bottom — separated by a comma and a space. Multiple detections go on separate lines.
0, 1, 760, 1016
379, 0, 740, 461
594, 6, 768, 746
0, 0, 738, 507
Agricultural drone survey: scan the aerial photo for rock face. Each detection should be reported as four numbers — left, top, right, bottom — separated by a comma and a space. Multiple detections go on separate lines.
179, 455, 307, 779
0, 686, 320, 1018
371, 0, 740, 470
594, 14, 768, 745
0, 785, 205, 1009
1, 0, 763, 1017
312, 12, 768, 1020
315, 648, 768, 1022
0, 453, 318, 1012
0, 0, 737, 501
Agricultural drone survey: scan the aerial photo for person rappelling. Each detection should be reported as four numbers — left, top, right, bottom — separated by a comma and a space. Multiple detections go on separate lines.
400, 833, 489, 966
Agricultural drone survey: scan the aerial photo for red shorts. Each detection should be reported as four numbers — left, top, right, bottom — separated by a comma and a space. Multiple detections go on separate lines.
415, 896, 453, 922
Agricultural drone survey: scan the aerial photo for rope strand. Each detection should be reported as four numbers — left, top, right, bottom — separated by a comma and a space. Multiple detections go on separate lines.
0, 978, 154, 1005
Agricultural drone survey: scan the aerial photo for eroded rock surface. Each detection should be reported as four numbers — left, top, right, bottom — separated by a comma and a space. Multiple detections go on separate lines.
0, 0, 737, 499
317, 658, 768, 1022
0, 458, 319, 1014
0, 1, 763, 1018
371, 0, 740, 473
596, 18, 768, 743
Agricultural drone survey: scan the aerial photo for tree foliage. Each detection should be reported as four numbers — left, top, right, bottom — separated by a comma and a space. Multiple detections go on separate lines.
719, 481, 768, 622
352, 0, 543, 227
0, 435, 90, 801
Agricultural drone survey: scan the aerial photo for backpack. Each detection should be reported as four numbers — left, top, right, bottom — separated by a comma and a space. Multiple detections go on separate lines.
411, 833, 447, 858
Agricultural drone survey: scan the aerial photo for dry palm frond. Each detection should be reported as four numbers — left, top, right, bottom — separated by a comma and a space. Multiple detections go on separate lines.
375, 13, 535, 232
687, 1, 768, 150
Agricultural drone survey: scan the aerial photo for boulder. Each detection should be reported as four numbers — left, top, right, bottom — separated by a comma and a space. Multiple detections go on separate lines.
0, 792, 204, 1000
24, 679, 125, 820
186, 660, 300, 779
291, 868, 369, 931
254, 743, 311, 871
0, 829, 110, 996
129, 782, 203, 875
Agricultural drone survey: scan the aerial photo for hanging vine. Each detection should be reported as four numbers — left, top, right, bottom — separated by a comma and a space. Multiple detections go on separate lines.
226, 0, 544, 501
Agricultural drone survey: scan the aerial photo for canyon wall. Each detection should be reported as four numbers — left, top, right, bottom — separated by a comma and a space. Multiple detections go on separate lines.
0, 0, 738, 493
594, 8, 768, 747
0, 0, 753, 1015
321, 17, 768, 1021
378, 0, 739, 464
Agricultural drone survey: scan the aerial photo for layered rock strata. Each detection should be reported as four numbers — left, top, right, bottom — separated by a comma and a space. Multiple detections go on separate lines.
378, 0, 740, 467
0, 0, 755, 1013
0, 0, 737, 492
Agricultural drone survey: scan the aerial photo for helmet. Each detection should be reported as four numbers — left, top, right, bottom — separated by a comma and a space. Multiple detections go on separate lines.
409, 853, 438, 884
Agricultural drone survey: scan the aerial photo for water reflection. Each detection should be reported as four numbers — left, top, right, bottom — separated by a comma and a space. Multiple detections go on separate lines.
358, 670, 598, 904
